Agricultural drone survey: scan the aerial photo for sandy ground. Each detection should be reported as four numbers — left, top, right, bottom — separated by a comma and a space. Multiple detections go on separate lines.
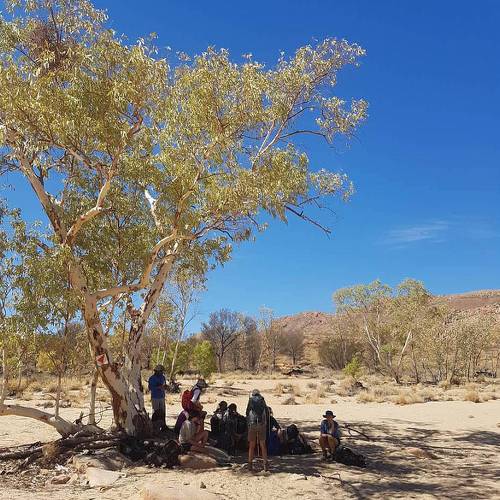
1, 376, 499, 499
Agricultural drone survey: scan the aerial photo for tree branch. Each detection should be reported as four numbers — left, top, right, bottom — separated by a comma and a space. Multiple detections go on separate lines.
285, 205, 331, 235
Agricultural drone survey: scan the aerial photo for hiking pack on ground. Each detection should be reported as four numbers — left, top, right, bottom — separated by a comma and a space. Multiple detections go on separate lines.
333, 444, 367, 467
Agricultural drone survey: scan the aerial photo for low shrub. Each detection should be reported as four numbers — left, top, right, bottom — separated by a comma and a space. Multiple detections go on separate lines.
464, 390, 480, 403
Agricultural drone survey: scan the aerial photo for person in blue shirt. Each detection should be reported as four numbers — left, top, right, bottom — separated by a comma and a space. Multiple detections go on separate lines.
148, 365, 167, 432
319, 410, 340, 460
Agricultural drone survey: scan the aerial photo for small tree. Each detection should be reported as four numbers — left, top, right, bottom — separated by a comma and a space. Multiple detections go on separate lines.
37, 322, 83, 417
281, 331, 304, 365
258, 307, 281, 372
201, 309, 242, 372
193, 340, 216, 378
343, 354, 362, 381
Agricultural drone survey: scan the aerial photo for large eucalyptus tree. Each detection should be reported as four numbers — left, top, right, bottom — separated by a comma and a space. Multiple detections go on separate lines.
0, 0, 367, 434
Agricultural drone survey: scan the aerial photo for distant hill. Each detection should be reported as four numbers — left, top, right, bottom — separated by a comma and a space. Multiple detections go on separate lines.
274, 290, 500, 367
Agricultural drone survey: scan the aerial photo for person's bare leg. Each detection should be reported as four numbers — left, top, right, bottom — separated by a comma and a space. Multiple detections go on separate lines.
201, 430, 209, 445
248, 438, 256, 470
260, 438, 268, 471
319, 436, 329, 459
327, 435, 337, 456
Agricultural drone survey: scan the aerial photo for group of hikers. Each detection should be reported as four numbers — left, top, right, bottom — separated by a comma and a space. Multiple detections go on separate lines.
148, 365, 342, 470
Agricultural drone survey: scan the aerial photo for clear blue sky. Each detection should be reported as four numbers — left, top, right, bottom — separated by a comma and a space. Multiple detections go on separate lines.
7, 1, 500, 332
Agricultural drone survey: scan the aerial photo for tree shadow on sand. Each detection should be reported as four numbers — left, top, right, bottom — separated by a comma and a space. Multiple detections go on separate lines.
228, 415, 499, 499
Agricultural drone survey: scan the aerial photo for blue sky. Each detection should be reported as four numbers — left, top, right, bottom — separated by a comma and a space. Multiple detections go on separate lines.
5, 1, 500, 332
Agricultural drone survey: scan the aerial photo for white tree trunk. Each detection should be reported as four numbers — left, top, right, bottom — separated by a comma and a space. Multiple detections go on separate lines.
0, 403, 79, 437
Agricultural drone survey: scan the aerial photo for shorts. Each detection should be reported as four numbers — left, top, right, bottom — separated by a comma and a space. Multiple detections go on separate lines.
248, 423, 266, 442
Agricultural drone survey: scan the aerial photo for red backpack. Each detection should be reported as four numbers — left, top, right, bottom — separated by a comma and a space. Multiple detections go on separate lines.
181, 389, 193, 411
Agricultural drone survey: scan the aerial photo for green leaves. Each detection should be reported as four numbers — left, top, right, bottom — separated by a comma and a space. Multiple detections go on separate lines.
1, 0, 367, 313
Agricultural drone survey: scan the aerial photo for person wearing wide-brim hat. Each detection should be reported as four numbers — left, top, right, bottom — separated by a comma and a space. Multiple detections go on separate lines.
148, 365, 167, 433
319, 410, 340, 460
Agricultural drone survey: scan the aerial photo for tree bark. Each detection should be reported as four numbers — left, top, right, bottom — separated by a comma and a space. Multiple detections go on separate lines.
88, 367, 98, 426
55, 372, 62, 418
1, 347, 7, 404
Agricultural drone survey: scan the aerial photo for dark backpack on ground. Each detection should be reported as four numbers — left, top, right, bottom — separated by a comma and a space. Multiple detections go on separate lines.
333, 445, 367, 468
144, 440, 181, 468
267, 430, 282, 456
286, 424, 299, 440
247, 394, 266, 424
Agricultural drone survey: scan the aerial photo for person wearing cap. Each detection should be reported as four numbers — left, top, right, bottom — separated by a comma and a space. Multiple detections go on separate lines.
148, 365, 167, 432
319, 410, 341, 460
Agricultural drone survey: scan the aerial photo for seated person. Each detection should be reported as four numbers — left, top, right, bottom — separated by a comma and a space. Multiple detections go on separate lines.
223, 403, 247, 453
282, 423, 312, 455
266, 407, 282, 455
319, 410, 341, 460
210, 400, 228, 436
174, 409, 189, 436
179, 411, 209, 453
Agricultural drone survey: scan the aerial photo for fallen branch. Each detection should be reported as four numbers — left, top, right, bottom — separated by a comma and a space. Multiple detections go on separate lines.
341, 423, 371, 441
0, 403, 105, 438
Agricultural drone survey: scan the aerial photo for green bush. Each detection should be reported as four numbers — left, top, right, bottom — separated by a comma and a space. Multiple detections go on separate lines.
193, 341, 216, 378
343, 354, 362, 380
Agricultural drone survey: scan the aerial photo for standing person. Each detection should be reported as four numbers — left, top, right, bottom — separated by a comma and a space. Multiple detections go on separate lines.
148, 365, 167, 432
319, 410, 341, 460
246, 389, 268, 471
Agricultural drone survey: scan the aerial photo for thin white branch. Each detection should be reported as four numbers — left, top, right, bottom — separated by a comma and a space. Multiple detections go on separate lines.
65, 175, 113, 245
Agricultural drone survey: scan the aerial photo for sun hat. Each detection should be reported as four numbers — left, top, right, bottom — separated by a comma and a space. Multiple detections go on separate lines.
323, 410, 336, 418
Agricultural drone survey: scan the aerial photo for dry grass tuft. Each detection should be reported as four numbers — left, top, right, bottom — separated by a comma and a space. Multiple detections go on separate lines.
273, 383, 285, 395
28, 380, 44, 392
42, 442, 61, 462
292, 385, 302, 397
283, 396, 297, 405
307, 382, 317, 389
336, 376, 359, 397
393, 389, 424, 405
417, 387, 439, 402
320, 380, 335, 393
357, 391, 376, 403
46, 383, 59, 393
464, 390, 481, 403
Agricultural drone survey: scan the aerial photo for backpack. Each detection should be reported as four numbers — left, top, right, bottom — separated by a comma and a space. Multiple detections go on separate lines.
248, 394, 266, 424
286, 424, 299, 441
181, 389, 193, 411
267, 430, 282, 456
333, 445, 367, 468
